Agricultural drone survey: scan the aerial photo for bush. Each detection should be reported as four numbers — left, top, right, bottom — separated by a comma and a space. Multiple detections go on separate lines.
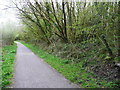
0, 22, 20, 46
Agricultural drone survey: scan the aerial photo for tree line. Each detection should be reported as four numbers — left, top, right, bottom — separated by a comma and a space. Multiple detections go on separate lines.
16, 0, 120, 61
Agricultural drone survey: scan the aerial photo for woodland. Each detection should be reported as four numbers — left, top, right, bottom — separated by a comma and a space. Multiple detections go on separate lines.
1, 0, 120, 88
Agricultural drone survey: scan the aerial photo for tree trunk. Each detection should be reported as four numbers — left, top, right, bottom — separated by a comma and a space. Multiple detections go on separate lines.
101, 35, 113, 58
62, 1, 68, 43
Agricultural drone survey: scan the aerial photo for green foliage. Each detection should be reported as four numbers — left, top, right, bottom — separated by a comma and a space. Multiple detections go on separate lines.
17, 1, 120, 88
2, 44, 17, 88
21, 41, 118, 88
18, 1, 119, 53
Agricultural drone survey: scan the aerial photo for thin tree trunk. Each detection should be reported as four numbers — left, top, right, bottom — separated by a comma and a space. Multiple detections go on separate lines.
101, 35, 113, 58
62, 1, 68, 43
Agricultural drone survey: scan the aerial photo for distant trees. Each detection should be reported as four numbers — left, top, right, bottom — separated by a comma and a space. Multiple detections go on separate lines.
0, 22, 20, 46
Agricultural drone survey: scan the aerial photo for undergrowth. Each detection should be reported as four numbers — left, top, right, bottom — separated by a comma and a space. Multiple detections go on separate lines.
1, 44, 17, 88
21, 41, 118, 88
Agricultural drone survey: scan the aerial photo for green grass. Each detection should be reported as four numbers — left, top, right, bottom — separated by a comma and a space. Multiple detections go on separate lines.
21, 41, 117, 88
2, 44, 17, 88
0, 47, 2, 88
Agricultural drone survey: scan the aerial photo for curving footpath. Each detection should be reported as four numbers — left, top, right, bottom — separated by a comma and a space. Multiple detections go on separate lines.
13, 42, 79, 88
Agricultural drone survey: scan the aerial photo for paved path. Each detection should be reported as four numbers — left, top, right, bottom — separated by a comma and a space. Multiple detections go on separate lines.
13, 42, 79, 88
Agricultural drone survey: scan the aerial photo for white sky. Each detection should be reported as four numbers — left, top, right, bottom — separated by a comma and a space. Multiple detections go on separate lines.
0, 0, 20, 27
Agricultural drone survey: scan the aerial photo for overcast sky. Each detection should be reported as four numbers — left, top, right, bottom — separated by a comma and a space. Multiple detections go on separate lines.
0, 0, 22, 28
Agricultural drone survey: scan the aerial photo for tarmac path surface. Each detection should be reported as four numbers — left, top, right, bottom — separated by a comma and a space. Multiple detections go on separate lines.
13, 42, 79, 88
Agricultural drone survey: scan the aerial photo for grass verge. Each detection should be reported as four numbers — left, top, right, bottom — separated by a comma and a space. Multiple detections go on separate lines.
2, 44, 17, 88
21, 41, 117, 88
